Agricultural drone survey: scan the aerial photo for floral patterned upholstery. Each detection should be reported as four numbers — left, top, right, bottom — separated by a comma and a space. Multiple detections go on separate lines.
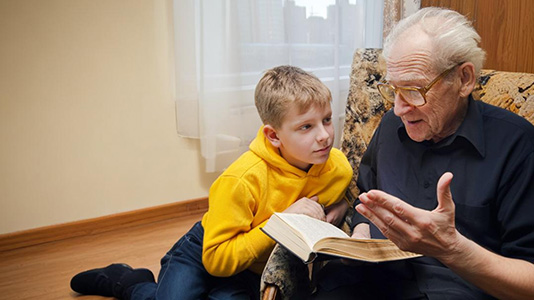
474, 69, 534, 124
260, 48, 534, 300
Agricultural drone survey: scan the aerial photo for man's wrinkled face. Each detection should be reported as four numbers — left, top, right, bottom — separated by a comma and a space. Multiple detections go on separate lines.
386, 28, 464, 143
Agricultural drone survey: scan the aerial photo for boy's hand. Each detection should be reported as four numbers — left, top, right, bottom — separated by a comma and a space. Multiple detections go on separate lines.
324, 200, 348, 226
351, 223, 371, 239
342, 223, 371, 266
283, 196, 326, 221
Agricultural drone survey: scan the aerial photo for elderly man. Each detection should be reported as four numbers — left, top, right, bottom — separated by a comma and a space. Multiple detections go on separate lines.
312, 7, 534, 300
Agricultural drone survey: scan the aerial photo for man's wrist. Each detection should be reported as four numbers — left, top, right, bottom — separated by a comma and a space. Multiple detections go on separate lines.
437, 232, 473, 267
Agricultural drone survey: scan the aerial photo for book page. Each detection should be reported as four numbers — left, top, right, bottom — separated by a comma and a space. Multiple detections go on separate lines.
314, 237, 422, 262
275, 213, 348, 247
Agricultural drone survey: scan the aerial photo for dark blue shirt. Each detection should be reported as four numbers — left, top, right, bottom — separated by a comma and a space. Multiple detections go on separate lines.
351, 97, 534, 298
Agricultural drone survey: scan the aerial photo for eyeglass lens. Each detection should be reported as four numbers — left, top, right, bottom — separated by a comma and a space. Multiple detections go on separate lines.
378, 85, 425, 106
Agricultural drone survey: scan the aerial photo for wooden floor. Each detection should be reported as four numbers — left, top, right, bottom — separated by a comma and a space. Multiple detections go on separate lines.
0, 213, 203, 299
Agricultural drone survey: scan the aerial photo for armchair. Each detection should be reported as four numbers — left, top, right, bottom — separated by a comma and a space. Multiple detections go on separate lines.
260, 48, 534, 300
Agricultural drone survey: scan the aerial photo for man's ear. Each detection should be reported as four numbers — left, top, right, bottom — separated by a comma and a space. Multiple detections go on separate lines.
263, 125, 281, 148
458, 62, 477, 97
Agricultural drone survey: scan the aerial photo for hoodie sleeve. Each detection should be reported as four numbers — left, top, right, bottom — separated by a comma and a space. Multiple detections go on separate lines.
201, 175, 275, 277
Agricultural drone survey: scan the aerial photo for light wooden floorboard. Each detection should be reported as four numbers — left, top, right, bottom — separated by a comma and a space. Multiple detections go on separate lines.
0, 213, 203, 299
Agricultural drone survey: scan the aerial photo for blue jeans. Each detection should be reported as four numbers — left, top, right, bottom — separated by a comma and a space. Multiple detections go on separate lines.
130, 221, 260, 300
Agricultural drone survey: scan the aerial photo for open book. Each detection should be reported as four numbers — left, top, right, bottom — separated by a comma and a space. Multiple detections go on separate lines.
261, 212, 422, 263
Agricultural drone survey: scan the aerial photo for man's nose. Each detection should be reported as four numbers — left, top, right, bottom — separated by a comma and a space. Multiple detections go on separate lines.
393, 93, 415, 116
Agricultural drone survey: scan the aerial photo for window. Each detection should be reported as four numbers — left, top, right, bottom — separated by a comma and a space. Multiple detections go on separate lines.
174, 0, 385, 172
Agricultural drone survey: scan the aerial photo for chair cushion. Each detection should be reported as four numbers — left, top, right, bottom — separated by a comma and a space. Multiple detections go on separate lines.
474, 70, 534, 125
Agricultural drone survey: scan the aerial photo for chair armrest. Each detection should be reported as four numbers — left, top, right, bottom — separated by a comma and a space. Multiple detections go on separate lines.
260, 244, 311, 300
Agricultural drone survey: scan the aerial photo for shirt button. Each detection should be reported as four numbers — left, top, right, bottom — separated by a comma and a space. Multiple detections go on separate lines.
424, 181, 430, 188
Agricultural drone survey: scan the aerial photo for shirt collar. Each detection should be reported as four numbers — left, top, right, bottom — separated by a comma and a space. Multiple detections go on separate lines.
397, 96, 486, 157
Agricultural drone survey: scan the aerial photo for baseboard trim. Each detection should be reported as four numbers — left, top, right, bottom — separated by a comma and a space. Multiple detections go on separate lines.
0, 197, 208, 252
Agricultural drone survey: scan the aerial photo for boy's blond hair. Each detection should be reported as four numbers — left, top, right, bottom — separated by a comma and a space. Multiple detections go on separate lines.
254, 65, 332, 129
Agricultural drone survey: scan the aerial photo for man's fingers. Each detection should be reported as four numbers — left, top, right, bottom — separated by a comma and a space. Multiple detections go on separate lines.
356, 202, 406, 241
360, 190, 418, 225
357, 191, 422, 243
436, 172, 454, 213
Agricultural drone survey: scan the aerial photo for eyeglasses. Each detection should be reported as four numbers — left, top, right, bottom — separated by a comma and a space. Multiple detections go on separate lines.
377, 65, 458, 107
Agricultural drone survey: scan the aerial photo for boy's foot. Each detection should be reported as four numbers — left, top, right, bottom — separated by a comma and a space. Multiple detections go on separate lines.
70, 263, 155, 298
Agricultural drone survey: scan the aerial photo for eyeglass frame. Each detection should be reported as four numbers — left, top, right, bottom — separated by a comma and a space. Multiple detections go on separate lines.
377, 64, 460, 107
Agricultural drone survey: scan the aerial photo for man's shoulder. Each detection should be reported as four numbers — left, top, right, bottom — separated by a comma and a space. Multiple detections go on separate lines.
475, 101, 534, 157
378, 109, 400, 124
477, 101, 534, 139
374, 109, 402, 137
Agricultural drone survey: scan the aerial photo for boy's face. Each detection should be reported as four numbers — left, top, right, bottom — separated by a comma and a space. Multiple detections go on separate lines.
266, 103, 334, 171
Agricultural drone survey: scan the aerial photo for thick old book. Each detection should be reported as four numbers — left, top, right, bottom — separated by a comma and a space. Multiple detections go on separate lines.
261, 212, 422, 263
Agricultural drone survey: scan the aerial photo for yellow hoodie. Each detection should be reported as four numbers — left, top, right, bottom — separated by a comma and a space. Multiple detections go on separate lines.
201, 127, 352, 276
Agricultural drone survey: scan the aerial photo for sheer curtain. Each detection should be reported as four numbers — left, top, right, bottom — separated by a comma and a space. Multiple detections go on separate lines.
173, 0, 386, 172
383, 0, 421, 38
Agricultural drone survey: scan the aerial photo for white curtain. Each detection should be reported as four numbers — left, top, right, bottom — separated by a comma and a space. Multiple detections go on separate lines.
173, 0, 385, 172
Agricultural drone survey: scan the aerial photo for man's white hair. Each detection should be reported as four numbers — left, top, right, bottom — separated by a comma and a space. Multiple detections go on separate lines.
383, 7, 486, 76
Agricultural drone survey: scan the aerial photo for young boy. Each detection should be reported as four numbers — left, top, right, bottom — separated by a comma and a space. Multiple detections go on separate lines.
70, 65, 353, 300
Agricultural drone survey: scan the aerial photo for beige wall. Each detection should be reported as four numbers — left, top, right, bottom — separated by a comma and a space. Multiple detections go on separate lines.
0, 0, 219, 234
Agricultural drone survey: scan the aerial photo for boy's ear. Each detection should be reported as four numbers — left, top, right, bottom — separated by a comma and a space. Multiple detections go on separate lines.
263, 125, 281, 148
